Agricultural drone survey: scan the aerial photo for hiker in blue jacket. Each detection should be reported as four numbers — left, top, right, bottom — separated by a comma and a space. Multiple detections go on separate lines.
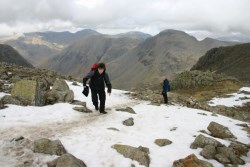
162, 78, 170, 104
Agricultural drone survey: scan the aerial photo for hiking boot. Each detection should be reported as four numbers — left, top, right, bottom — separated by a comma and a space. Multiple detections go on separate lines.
95, 105, 99, 111
100, 111, 107, 114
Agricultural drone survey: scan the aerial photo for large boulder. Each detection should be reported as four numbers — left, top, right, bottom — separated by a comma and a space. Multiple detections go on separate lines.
45, 79, 74, 104
200, 145, 217, 159
173, 154, 214, 167
37, 78, 50, 91
52, 79, 69, 91
33, 138, 67, 156
48, 153, 87, 167
216, 146, 245, 165
112, 144, 150, 167
11, 80, 46, 106
64, 90, 74, 102
45, 76, 56, 86
53, 90, 74, 103
45, 90, 74, 104
45, 91, 58, 105
1, 95, 21, 105
229, 142, 249, 156
207, 122, 236, 139
214, 153, 231, 164
47, 158, 59, 167
190, 134, 223, 149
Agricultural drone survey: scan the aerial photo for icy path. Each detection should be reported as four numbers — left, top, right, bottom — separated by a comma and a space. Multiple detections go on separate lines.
0, 81, 249, 167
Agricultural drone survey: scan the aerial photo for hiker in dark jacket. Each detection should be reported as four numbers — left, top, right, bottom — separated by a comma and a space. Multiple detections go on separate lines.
83, 63, 112, 114
162, 78, 170, 104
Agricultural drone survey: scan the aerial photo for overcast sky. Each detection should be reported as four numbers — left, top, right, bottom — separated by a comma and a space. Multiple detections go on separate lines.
0, 0, 249, 38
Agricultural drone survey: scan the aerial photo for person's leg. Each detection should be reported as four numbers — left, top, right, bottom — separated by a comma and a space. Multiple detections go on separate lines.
162, 92, 168, 104
165, 92, 168, 104
91, 88, 99, 110
98, 90, 106, 113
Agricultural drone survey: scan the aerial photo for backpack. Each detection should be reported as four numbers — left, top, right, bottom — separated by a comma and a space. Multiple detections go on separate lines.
90, 63, 98, 71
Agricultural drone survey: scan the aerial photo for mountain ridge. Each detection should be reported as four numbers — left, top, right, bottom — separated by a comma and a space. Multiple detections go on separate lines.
107, 29, 236, 89
191, 43, 250, 82
0, 44, 33, 67
38, 33, 147, 77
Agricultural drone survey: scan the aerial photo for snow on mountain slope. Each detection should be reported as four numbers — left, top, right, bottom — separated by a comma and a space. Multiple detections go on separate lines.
0, 81, 249, 167
208, 87, 250, 107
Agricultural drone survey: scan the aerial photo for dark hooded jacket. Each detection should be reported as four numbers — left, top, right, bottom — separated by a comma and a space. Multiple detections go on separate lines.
163, 79, 170, 93
83, 69, 112, 92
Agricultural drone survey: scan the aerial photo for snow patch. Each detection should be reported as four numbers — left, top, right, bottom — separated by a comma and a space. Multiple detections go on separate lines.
0, 92, 9, 99
208, 87, 250, 107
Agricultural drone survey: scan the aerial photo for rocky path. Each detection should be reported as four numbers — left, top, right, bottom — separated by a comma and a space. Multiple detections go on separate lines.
0, 81, 249, 167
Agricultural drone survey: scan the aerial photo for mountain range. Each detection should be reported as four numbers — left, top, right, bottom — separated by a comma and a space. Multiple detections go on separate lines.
107, 30, 236, 89
39, 31, 150, 78
38, 29, 236, 89
0, 29, 239, 89
2, 30, 100, 66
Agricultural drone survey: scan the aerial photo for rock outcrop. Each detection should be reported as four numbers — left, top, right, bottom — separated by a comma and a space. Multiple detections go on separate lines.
112, 144, 150, 167
190, 133, 247, 165
191, 43, 250, 82
216, 146, 245, 165
154, 139, 172, 147
11, 80, 48, 106
173, 154, 214, 167
123, 117, 134, 126
200, 145, 217, 159
1, 95, 21, 105
47, 153, 87, 167
190, 134, 223, 149
45, 79, 74, 104
1, 136, 88, 167
171, 70, 240, 90
33, 138, 67, 156
3, 79, 74, 106
207, 122, 236, 139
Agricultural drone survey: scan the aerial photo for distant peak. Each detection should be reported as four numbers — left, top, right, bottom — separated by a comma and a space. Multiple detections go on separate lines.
202, 37, 215, 41
159, 29, 188, 36
76, 29, 99, 34
115, 31, 152, 39
123, 31, 149, 35
201, 37, 221, 43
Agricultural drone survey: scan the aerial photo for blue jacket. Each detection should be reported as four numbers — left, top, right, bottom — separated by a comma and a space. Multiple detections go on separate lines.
163, 79, 170, 93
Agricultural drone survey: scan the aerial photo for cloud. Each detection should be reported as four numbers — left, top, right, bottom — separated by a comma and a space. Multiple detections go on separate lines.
0, 0, 249, 37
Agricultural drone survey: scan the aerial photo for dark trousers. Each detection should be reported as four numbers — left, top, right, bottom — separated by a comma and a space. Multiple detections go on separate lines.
91, 88, 106, 112
162, 92, 168, 104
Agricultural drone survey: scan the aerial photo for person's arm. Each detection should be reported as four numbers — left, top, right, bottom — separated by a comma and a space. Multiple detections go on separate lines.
104, 73, 112, 93
83, 71, 94, 87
